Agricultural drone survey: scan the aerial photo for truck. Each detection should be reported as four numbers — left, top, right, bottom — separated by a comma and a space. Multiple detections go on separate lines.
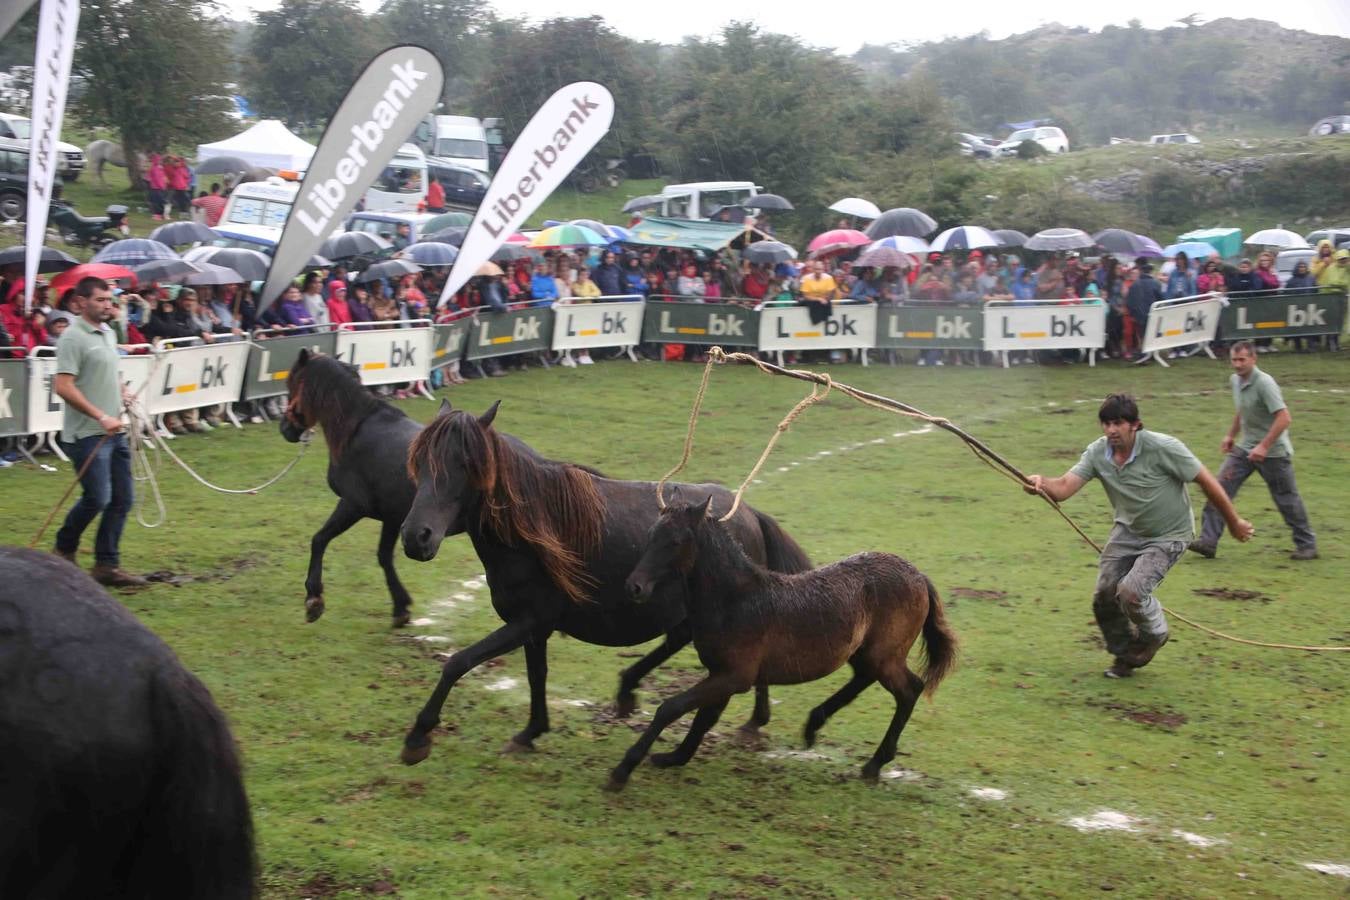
413, 115, 490, 175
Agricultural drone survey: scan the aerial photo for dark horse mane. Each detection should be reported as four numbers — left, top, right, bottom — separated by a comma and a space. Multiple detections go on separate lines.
409, 409, 606, 604
288, 354, 406, 459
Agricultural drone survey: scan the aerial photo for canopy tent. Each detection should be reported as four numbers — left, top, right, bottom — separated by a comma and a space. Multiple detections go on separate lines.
196, 120, 317, 172
623, 216, 768, 252
1175, 227, 1242, 260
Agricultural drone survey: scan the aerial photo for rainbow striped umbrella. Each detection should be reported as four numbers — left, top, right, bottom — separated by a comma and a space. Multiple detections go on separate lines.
527, 224, 609, 249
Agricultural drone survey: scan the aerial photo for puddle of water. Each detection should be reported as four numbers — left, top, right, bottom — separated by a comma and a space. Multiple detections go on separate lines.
484, 677, 518, 691
1171, 829, 1224, 848
970, 787, 1007, 801
412, 635, 450, 643
1066, 810, 1143, 833
410, 617, 436, 627
1304, 863, 1350, 877
881, 767, 924, 782
761, 749, 835, 762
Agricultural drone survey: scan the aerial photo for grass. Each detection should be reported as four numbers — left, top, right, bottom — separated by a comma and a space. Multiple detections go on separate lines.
3, 351, 1347, 898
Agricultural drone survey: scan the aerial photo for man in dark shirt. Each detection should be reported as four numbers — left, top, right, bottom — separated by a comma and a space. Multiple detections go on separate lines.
590, 250, 624, 297
1124, 263, 1164, 361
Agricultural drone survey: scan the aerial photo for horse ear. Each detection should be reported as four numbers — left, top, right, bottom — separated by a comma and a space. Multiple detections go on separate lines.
437, 398, 453, 417
296, 348, 310, 366
478, 400, 501, 429
697, 496, 714, 519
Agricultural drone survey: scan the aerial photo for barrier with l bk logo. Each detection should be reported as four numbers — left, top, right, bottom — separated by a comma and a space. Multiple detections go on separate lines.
1219, 287, 1346, 340
876, 304, 983, 350
640, 301, 758, 347
465, 307, 555, 361
552, 299, 645, 351
430, 321, 470, 370
0, 358, 30, 438
147, 341, 251, 415
757, 304, 878, 352
1141, 293, 1223, 354
335, 323, 433, 387
982, 302, 1106, 353
243, 330, 339, 400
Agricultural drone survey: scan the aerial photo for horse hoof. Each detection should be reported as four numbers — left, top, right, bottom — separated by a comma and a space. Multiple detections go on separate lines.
736, 725, 767, 750
649, 751, 686, 769
401, 739, 432, 766
501, 738, 535, 754
860, 762, 881, 783
603, 775, 628, 793
391, 612, 411, 628
614, 695, 637, 718
304, 595, 326, 623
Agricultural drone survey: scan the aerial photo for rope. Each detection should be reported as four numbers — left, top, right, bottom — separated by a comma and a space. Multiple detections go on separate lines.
686, 347, 1348, 653
28, 432, 111, 549
719, 375, 832, 522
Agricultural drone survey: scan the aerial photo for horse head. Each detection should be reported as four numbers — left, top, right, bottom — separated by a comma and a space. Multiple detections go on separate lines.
625, 496, 712, 600
280, 349, 361, 443
402, 398, 500, 561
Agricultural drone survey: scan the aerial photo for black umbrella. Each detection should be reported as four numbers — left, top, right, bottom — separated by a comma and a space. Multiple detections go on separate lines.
319, 232, 393, 260
708, 204, 752, 224
92, 239, 178, 266
182, 247, 271, 282
491, 244, 533, 262
194, 155, 255, 176
622, 194, 663, 213
148, 221, 218, 246
744, 193, 794, 211
1093, 228, 1157, 257
1024, 228, 1095, 251
992, 229, 1029, 248
743, 240, 798, 265
133, 258, 202, 283
404, 242, 459, 266
864, 208, 938, 239
181, 263, 246, 286
354, 258, 421, 284
0, 245, 78, 273
307, 254, 334, 268
420, 226, 467, 247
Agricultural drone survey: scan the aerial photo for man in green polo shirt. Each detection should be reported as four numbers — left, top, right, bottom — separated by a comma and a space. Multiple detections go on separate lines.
1026, 393, 1253, 678
1190, 341, 1317, 560
52, 277, 147, 587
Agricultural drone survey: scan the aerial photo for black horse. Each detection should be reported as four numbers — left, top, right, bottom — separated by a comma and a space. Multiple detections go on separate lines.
0, 547, 255, 898
398, 399, 814, 764
281, 349, 424, 626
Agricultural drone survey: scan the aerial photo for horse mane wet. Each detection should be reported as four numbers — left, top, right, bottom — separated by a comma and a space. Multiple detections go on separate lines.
410, 411, 606, 604
289, 355, 398, 460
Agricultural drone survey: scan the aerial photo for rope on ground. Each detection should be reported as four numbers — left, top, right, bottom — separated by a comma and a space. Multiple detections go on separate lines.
694, 346, 1348, 653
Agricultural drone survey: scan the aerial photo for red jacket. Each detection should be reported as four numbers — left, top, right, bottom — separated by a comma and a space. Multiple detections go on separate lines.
426, 180, 445, 209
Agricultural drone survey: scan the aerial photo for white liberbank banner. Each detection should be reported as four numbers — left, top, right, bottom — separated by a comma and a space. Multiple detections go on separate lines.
439, 82, 615, 305
1140, 293, 1222, 354
25, 0, 79, 313
0, 0, 39, 42
259, 45, 443, 312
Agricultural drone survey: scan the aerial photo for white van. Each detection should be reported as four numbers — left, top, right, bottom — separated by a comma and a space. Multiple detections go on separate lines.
0, 112, 85, 180
422, 115, 490, 174
995, 126, 1069, 157
364, 143, 428, 214
217, 176, 299, 248
656, 181, 762, 220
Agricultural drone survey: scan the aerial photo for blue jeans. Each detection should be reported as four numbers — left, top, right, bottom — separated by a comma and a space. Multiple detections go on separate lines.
55, 433, 133, 567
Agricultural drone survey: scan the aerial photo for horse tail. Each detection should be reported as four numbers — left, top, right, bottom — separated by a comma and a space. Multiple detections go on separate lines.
918, 576, 958, 698
754, 509, 812, 574
134, 666, 257, 899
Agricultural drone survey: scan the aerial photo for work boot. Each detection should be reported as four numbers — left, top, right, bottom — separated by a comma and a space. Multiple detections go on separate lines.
1187, 541, 1216, 559
1290, 547, 1319, 560
1126, 633, 1169, 668
91, 565, 149, 588
53, 547, 78, 565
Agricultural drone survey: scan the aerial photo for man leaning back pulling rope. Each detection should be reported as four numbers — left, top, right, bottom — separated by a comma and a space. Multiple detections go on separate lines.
1025, 393, 1253, 679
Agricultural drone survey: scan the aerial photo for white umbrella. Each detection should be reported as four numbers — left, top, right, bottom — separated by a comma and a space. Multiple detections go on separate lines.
867, 235, 930, 256
828, 198, 882, 220
1023, 228, 1095, 251
928, 226, 1000, 253
1244, 228, 1309, 250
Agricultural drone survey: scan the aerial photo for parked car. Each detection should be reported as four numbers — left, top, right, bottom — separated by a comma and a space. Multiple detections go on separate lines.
955, 132, 998, 158
0, 144, 31, 220
995, 126, 1069, 157
344, 210, 447, 247
1149, 133, 1201, 145
0, 112, 86, 180
1304, 227, 1350, 248
1309, 116, 1350, 136
1275, 248, 1316, 281
428, 162, 488, 211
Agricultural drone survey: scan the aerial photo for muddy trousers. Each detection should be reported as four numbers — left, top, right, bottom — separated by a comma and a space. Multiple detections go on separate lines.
1198, 450, 1315, 552
1092, 525, 1185, 661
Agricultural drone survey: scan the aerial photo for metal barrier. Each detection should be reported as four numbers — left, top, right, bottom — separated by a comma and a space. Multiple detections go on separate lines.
335, 319, 434, 396
1139, 293, 1223, 366
243, 324, 341, 401
640, 296, 759, 349
982, 300, 1107, 367
1218, 286, 1346, 341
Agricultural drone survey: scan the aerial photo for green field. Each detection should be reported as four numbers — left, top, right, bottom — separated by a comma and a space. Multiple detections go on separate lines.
3, 353, 1348, 898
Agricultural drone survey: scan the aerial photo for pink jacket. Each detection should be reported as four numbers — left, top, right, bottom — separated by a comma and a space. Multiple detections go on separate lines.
147, 155, 167, 191
167, 159, 190, 191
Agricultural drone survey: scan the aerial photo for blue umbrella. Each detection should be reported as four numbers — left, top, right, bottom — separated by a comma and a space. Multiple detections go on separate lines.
92, 238, 178, 266
1160, 241, 1222, 260
405, 242, 459, 266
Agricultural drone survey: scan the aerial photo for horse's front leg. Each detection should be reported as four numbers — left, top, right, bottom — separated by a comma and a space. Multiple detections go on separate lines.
401, 617, 535, 765
504, 628, 554, 753
304, 500, 363, 622
605, 674, 747, 792
377, 519, 414, 628
614, 622, 692, 717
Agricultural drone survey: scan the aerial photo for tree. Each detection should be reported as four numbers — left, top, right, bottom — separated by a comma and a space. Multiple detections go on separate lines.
74, 0, 235, 188
378, 0, 488, 107
244, 0, 387, 127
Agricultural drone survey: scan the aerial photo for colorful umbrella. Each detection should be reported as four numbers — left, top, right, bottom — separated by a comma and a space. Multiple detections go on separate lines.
807, 228, 871, 257
49, 263, 137, 293
528, 224, 608, 249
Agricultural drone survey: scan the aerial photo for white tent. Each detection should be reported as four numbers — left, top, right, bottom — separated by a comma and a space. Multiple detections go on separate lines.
196, 119, 316, 171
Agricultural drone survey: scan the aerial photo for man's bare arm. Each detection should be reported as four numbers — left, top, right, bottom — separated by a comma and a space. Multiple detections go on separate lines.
1024, 471, 1087, 503
1195, 467, 1253, 541
54, 373, 122, 435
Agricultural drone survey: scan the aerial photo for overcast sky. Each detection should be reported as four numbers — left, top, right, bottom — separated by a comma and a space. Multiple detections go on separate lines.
219, 0, 1350, 53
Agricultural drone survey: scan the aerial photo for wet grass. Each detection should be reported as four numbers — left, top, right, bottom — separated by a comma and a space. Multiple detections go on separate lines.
3, 351, 1348, 898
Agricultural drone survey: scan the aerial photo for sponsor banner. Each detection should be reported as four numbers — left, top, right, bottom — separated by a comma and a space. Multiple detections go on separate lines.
146, 342, 251, 415
465, 307, 554, 361
0, 358, 30, 438
757, 304, 878, 352
259, 45, 443, 312
0, 0, 40, 41
439, 82, 615, 305
335, 325, 432, 386
876, 304, 983, 350
25, 0, 80, 312
1141, 294, 1223, 354
981, 302, 1106, 352
641, 301, 758, 347
1219, 289, 1346, 339
430, 321, 470, 370
118, 353, 156, 405
242, 331, 339, 400
25, 354, 62, 435
551, 300, 644, 350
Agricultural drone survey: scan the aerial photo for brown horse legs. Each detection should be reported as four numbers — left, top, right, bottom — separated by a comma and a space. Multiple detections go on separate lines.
402, 617, 535, 765
606, 675, 747, 791
650, 698, 730, 769
803, 662, 876, 749
861, 669, 925, 782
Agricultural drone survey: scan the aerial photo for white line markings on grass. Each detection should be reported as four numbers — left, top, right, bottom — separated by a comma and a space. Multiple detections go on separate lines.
970, 787, 1008, 801
880, 767, 924, 782
1304, 863, 1350, 877
1172, 829, 1226, 848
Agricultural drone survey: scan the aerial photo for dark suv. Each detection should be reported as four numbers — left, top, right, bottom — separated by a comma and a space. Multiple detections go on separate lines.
0, 145, 32, 220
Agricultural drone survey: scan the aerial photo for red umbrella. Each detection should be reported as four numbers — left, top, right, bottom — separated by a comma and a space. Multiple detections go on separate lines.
49, 263, 137, 294
806, 228, 871, 257
505, 232, 531, 245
